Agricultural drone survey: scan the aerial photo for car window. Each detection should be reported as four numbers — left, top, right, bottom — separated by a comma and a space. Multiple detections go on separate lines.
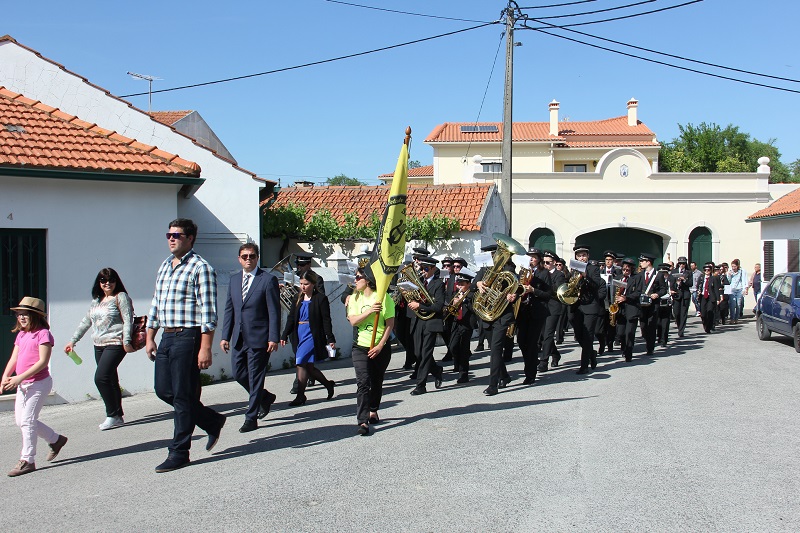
764, 276, 782, 298
795, 277, 800, 299
777, 278, 792, 303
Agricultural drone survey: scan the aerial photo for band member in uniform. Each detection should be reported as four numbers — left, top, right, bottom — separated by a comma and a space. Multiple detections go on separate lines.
448, 268, 477, 384
439, 257, 456, 366
394, 260, 416, 372
568, 245, 606, 374
405, 247, 430, 378
597, 250, 620, 355
696, 262, 722, 333
717, 263, 730, 326
517, 247, 551, 385
613, 257, 637, 361
554, 256, 570, 345
670, 256, 692, 338
656, 263, 673, 347
539, 250, 565, 371
475, 244, 518, 395
408, 256, 446, 395
631, 253, 666, 355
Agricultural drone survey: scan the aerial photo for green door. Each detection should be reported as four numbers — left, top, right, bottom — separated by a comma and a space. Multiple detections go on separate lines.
529, 228, 555, 252
689, 227, 712, 266
1, 229, 47, 392
577, 228, 663, 261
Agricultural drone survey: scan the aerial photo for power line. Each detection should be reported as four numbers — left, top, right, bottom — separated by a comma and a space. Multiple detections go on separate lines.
519, 26, 800, 94
526, 17, 800, 84
120, 21, 499, 98
529, 0, 657, 20
323, 0, 493, 23
464, 31, 507, 161
520, 0, 703, 29
518, 0, 598, 8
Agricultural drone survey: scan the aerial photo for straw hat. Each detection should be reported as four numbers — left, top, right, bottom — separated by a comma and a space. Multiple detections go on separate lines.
10, 297, 47, 317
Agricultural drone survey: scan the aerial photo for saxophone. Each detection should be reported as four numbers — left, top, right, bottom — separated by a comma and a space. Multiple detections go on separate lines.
473, 233, 528, 322
396, 263, 436, 320
609, 285, 621, 327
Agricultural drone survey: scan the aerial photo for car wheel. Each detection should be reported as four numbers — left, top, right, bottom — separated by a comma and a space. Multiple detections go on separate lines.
757, 314, 771, 340
794, 323, 800, 353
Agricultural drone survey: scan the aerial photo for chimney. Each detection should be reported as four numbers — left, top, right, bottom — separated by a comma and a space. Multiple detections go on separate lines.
294, 180, 314, 188
627, 98, 638, 126
549, 100, 560, 136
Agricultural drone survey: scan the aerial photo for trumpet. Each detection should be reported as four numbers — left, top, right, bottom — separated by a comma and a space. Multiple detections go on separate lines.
443, 288, 469, 319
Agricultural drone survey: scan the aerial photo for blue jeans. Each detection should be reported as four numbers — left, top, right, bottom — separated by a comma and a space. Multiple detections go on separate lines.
729, 289, 743, 321
154, 328, 223, 458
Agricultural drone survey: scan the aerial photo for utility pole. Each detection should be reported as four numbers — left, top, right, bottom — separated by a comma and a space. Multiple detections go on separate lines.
500, 4, 515, 235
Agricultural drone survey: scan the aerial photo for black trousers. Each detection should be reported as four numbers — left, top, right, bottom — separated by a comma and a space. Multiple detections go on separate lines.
699, 297, 717, 332
395, 311, 416, 368
231, 339, 271, 423
93, 344, 127, 417
541, 313, 562, 361
412, 321, 441, 388
622, 315, 638, 359
449, 322, 473, 375
484, 312, 514, 388
154, 328, 223, 459
640, 306, 658, 353
657, 305, 671, 346
517, 311, 546, 380
672, 297, 690, 336
570, 309, 598, 370
351, 344, 392, 425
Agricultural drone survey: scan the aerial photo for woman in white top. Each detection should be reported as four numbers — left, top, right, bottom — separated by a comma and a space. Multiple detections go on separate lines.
65, 268, 134, 430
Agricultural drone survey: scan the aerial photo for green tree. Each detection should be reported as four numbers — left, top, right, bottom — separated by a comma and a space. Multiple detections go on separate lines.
408, 160, 422, 169
324, 173, 366, 186
659, 122, 795, 183
788, 158, 800, 181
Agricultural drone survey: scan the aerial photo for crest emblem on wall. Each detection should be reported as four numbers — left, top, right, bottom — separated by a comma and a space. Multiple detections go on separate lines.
620, 164, 629, 178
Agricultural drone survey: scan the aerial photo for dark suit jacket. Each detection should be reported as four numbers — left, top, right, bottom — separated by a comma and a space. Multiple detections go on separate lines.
576, 262, 607, 315
547, 269, 567, 316
520, 266, 552, 318
410, 275, 446, 334
624, 270, 667, 318
696, 274, 722, 312
670, 268, 692, 300
221, 268, 280, 349
281, 293, 336, 362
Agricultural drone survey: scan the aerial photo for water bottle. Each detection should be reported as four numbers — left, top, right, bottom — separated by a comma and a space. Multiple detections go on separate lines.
66, 349, 83, 365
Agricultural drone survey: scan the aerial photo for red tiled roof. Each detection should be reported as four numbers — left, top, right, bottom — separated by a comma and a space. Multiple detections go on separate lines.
426, 117, 658, 147
0, 86, 200, 175
747, 188, 800, 220
265, 183, 494, 231
378, 164, 433, 178
150, 110, 193, 126
0, 35, 274, 185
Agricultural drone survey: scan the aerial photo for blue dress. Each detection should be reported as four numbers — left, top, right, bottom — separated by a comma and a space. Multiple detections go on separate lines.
295, 300, 315, 364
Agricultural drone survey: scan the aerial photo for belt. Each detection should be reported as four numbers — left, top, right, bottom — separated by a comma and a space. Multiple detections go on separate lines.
163, 327, 200, 333
298, 321, 309, 325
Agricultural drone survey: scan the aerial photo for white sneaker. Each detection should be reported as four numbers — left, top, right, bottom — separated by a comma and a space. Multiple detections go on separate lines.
99, 416, 124, 431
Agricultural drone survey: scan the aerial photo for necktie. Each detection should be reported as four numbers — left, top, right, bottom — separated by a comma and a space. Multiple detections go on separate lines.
242, 273, 251, 299
703, 277, 709, 298
622, 276, 628, 294
645, 271, 650, 286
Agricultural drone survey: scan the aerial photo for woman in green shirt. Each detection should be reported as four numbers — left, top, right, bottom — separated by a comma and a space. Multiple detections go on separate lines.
347, 268, 395, 436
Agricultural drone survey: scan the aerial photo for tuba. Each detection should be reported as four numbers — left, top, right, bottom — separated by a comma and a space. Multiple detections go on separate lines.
268, 255, 300, 311
396, 263, 436, 320
473, 233, 527, 322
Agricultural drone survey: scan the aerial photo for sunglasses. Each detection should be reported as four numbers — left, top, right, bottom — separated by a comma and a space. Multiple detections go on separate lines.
453, 264, 462, 268
420, 265, 432, 271
543, 259, 552, 263
239, 254, 258, 260
166, 232, 186, 240
354, 274, 365, 281
99, 277, 117, 284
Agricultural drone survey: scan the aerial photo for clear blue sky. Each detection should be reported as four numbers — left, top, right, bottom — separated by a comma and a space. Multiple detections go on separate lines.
4, 1, 799, 184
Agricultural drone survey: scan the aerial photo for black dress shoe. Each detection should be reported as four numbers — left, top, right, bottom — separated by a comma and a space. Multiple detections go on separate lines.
522, 377, 536, 385
476, 344, 485, 351
325, 381, 336, 400
155, 455, 190, 473
576, 367, 590, 375
590, 353, 597, 369
206, 415, 225, 451
403, 364, 413, 370
409, 372, 417, 380
537, 361, 549, 372
410, 386, 427, 396
357, 423, 370, 436
551, 355, 561, 367
368, 413, 380, 424
456, 374, 469, 384
239, 419, 258, 433
434, 369, 443, 389
625, 355, 632, 362
257, 391, 277, 419
308, 378, 316, 387
483, 387, 498, 396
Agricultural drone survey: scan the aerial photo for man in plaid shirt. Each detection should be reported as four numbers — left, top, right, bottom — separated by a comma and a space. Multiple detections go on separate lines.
146, 218, 225, 473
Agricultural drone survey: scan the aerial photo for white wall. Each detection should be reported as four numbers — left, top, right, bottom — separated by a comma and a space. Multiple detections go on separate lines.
1, 175, 179, 402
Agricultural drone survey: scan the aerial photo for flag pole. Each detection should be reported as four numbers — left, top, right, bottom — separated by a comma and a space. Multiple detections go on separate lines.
369, 126, 411, 348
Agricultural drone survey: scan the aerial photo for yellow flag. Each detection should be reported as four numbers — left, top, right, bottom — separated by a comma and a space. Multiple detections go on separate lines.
369, 130, 410, 308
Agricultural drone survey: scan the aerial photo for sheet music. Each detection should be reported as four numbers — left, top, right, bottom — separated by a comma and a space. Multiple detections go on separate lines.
569, 259, 587, 272
612, 279, 628, 289
512, 254, 529, 270
398, 281, 420, 292
473, 252, 493, 268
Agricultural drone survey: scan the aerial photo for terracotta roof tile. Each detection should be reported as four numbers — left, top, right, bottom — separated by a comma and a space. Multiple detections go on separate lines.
747, 188, 800, 220
0, 85, 201, 176
378, 164, 433, 178
265, 183, 494, 232
150, 110, 193, 126
425, 117, 658, 147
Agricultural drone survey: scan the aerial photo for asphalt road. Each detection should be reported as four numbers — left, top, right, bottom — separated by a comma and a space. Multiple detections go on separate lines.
1, 313, 798, 532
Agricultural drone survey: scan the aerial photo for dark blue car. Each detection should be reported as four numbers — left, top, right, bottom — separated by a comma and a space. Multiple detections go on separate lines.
756, 272, 800, 352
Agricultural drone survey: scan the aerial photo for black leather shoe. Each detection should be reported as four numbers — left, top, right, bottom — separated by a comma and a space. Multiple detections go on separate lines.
483, 387, 498, 396
434, 369, 443, 389
522, 377, 536, 385
206, 415, 225, 451
537, 361, 549, 372
409, 372, 417, 380
576, 367, 590, 375
368, 413, 380, 424
325, 381, 336, 400
625, 355, 632, 362
498, 379, 508, 389
590, 353, 597, 369
288, 394, 307, 407
155, 455, 190, 473
257, 391, 277, 420
357, 423, 370, 436
551, 355, 561, 367
239, 419, 258, 433
410, 386, 427, 396
456, 374, 469, 384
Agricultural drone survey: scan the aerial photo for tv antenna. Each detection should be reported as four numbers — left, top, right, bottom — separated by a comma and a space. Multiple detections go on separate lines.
126, 72, 162, 111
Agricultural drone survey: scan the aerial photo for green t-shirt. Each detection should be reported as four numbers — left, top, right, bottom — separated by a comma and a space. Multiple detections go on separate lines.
347, 291, 396, 348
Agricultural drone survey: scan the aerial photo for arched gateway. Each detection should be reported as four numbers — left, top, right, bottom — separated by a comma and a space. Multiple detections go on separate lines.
576, 227, 663, 260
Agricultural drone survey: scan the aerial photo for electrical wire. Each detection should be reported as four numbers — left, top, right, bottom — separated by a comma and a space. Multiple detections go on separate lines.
463, 31, 507, 161
519, 27, 800, 94
120, 21, 499, 97
518, 0, 597, 8
323, 0, 493, 23
529, 0, 656, 20
525, 17, 800, 84
520, 0, 703, 29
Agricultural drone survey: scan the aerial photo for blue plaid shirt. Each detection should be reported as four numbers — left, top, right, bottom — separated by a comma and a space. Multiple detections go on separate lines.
147, 250, 218, 333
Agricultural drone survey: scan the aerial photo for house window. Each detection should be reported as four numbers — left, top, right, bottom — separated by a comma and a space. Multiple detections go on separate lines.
481, 162, 502, 173
563, 164, 587, 172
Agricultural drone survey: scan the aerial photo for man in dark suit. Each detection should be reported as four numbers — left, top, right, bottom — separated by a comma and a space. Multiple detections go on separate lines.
597, 250, 620, 355
517, 247, 551, 385
630, 253, 667, 355
614, 257, 638, 362
696, 261, 722, 333
408, 256, 446, 395
220, 243, 280, 433
670, 256, 692, 338
539, 250, 565, 371
439, 257, 456, 366
570, 245, 607, 374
